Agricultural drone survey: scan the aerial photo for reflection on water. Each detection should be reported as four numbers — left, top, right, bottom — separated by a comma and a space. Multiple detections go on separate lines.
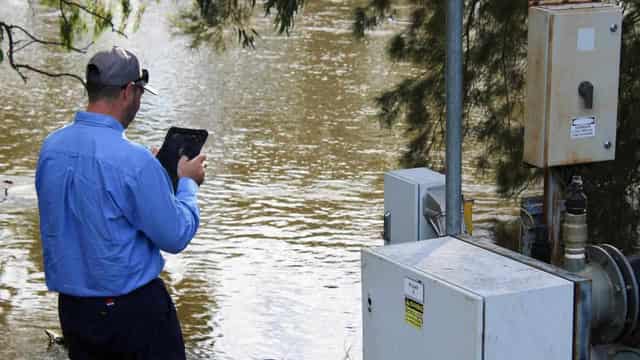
0, 1, 519, 359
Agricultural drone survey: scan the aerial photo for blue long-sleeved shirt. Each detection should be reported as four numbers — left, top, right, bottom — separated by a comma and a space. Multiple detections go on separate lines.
35, 111, 200, 297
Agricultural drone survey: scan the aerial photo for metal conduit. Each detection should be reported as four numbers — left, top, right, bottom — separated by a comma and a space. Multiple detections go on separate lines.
446, 0, 463, 235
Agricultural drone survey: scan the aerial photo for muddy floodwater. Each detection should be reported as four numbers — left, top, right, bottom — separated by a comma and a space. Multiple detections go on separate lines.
0, 1, 519, 359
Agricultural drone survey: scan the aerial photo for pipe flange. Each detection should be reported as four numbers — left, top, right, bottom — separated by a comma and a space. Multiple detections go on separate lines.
587, 245, 628, 343
591, 344, 640, 360
626, 256, 640, 346
601, 244, 640, 341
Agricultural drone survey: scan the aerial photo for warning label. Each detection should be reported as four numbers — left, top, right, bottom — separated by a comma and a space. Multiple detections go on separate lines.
571, 116, 596, 139
405, 297, 424, 329
404, 277, 424, 329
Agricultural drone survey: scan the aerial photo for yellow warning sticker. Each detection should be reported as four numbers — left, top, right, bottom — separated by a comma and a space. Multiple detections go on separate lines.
405, 297, 424, 329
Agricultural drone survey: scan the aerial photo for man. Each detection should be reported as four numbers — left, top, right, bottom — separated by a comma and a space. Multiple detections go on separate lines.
35, 47, 205, 359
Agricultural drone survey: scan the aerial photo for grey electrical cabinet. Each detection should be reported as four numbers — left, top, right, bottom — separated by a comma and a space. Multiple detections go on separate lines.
383, 168, 445, 245
524, 3, 622, 167
362, 237, 574, 360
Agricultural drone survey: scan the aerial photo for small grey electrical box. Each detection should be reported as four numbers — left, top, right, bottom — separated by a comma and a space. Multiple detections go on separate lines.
362, 237, 574, 360
383, 168, 445, 244
524, 3, 622, 167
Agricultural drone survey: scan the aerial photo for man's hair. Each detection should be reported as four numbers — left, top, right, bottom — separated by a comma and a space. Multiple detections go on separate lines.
86, 64, 123, 103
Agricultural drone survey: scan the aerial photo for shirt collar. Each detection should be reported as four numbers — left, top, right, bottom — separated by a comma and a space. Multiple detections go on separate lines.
74, 111, 124, 133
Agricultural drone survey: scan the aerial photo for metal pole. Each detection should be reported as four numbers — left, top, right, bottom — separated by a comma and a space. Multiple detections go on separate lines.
544, 167, 563, 265
446, 0, 463, 235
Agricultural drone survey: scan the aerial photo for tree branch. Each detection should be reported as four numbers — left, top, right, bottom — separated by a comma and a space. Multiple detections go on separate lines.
60, 0, 128, 38
0, 21, 86, 87
12, 40, 36, 53
1, 21, 27, 82
59, 0, 69, 25
9, 24, 93, 53
0, 0, 134, 87
14, 63, 86, 87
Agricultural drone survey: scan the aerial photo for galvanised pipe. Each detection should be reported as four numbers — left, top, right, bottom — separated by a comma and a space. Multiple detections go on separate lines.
446, 0, 463, 235
564, 213, 588, 273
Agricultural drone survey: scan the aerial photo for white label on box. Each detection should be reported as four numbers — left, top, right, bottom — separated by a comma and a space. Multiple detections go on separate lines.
404, 277, 424, 303
577, 28, 595, 52
571, 116, 596, 139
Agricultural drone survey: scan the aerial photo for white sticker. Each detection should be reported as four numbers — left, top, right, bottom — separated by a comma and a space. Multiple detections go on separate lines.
571, 116, 596, 139
577, 28, 595, 52
404, 278, 424, 303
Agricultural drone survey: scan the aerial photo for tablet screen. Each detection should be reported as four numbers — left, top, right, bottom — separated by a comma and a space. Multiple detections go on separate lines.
156, 127, 208, 191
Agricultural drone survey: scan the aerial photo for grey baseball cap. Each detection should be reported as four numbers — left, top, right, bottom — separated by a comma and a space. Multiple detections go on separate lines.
86, 47, 157, 95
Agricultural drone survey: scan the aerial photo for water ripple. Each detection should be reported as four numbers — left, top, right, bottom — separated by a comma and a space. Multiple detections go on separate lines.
0, 1, 515, 359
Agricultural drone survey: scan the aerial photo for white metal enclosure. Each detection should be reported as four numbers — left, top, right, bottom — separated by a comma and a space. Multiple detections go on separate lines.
362, 237, 575, 360
524, 3, 622, 167
383, 168, 445, 244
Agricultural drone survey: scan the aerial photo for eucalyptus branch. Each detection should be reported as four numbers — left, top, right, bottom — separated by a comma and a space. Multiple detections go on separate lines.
0, 0, 133, 87
500, 23, 512, 129
59, 0, 68, 25
464, 0, 479, 70
0, 21, 86, 87
12, 40, 36, 53
14, 63, 86, 87
1, 21, 27, 82
60, 0, 128, 38
463, 0, 480, 138
9, 24, 93, 53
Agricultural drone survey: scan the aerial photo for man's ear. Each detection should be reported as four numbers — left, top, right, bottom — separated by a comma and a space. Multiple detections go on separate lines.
122, 82, 134, 101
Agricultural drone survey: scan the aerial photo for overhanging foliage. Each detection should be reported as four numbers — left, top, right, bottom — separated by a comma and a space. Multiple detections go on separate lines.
355, 0, 640, 249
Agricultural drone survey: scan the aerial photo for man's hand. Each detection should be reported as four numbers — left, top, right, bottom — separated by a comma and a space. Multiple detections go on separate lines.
178, 154, 206, 186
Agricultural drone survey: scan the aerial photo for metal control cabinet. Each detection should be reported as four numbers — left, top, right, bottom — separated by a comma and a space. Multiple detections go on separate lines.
383, 168, 445, 244
524, 3, 622, 167
362, 237, 574, 360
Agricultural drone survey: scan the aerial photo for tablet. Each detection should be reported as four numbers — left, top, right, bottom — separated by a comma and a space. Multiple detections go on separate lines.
156, 127, 208, 191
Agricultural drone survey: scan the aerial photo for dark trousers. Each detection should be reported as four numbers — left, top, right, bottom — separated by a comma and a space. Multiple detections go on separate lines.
58, 278, 186, 360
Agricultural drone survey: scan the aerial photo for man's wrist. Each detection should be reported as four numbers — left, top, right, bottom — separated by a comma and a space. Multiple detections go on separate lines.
177, 177, 199, 194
